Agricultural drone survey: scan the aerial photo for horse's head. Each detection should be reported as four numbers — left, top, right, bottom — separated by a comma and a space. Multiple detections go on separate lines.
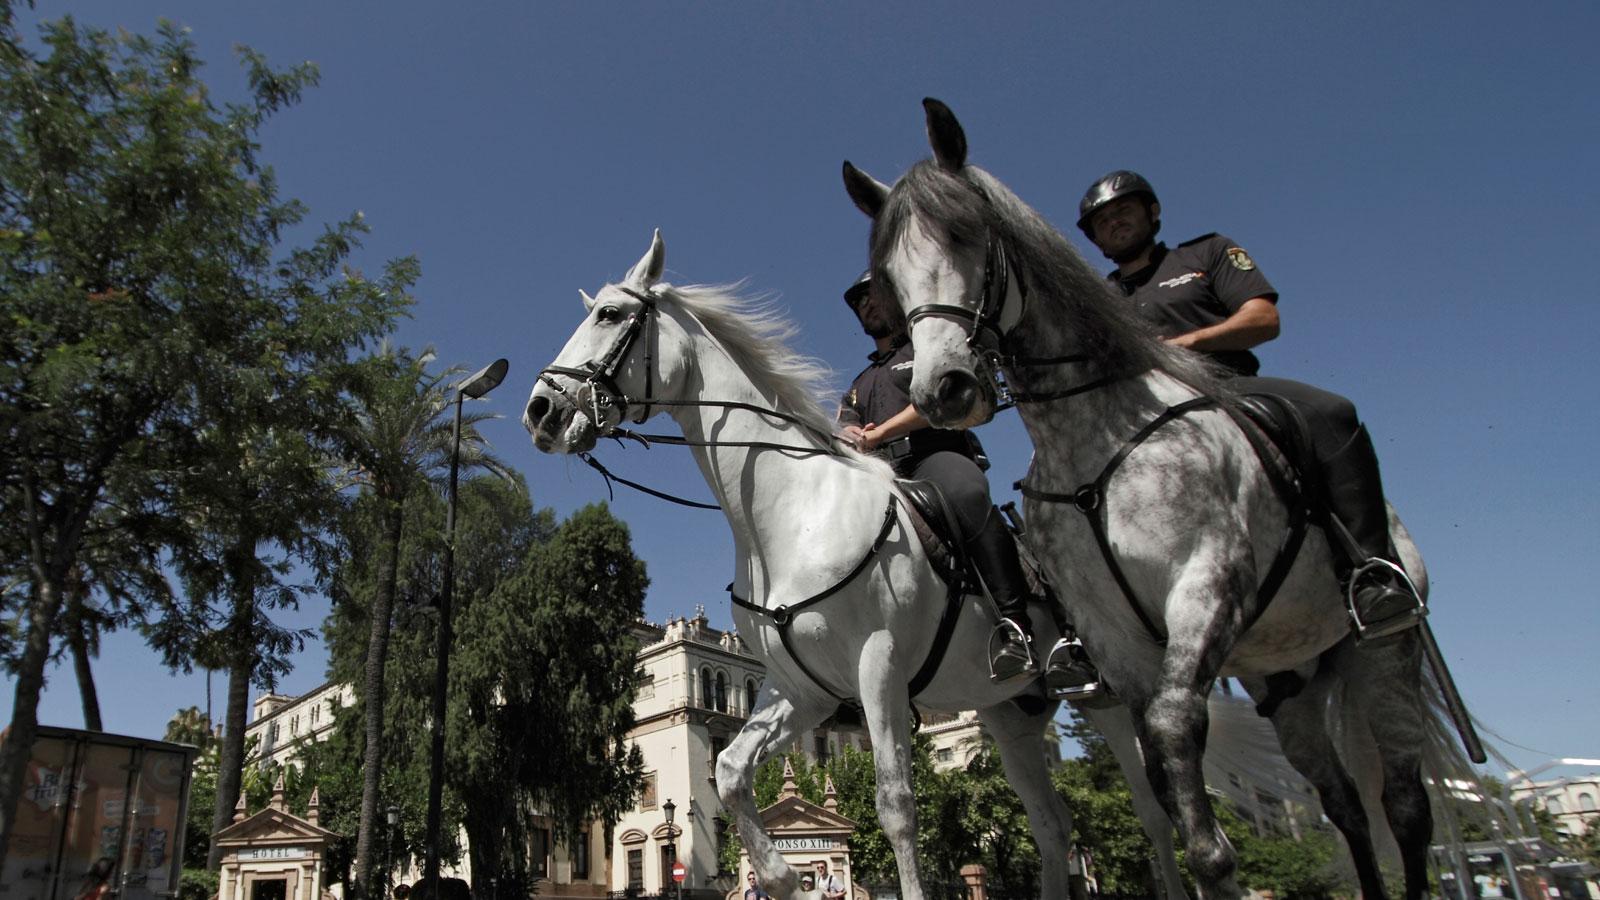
524, 229, 688, 453
843, 99, 1018, 430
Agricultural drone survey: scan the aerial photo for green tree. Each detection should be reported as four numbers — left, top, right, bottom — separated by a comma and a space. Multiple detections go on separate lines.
1052, 710, 1170, 894
324, 491, 645, 898
0, 8, 406, 866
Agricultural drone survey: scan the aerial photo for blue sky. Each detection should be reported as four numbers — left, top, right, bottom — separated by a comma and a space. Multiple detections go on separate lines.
5, 2, 1596, 777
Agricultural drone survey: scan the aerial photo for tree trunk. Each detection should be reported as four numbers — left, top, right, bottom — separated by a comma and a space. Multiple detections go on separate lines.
65, 587, 103, 732
0, 576, 69, 871
354, 499, 405, 900
207, 592, 256, 870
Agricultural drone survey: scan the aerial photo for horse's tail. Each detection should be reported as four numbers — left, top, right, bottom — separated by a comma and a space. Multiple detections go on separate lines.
1330, 638, 1517, 868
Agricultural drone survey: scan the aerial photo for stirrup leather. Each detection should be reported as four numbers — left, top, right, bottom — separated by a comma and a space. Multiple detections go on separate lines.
1347, 558, 1426, 643
1044, 636, 1103, 701
987, 618, 1038, 684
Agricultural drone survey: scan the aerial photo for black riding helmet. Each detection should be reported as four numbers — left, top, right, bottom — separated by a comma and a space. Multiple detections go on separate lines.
843, 268, 872, 308
1076, 170, 1159, 239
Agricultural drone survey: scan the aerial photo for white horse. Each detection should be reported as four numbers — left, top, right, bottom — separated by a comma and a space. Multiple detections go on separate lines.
843, 99, 1462, 899
522, 231, 1194, 900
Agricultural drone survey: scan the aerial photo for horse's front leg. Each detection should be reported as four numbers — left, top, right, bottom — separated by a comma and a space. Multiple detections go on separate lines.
976, 700, 1074, 900
1075, 701, 1190, 899
716, 677, 833, 900
857, 628, 926, 900
1138, 560, 1249, 899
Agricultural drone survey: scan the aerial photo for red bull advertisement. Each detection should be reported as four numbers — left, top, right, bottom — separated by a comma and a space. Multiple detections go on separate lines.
0, 726, 196, 900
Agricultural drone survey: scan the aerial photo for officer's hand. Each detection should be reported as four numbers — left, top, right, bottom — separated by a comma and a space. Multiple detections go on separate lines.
861, 424, 885, 451
839, 424, 866, 451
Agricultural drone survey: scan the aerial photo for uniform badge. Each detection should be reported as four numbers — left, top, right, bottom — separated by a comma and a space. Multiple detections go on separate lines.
1226, 247, 1256, 272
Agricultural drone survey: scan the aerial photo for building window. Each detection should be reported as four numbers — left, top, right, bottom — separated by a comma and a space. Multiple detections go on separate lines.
936, 747, 953, 763
1579, 792, 1596, 812
310, 705, 319, 725
814, 732, 830, 765
711, 736, 726, 773
636, 668, 654, 700
531, 827, 550, 879
574, 830, 590, 880
746, 679, 758, 712
290, 716, 299, 736
1548, 797, 1564, 815
269, 723, 279, 742
627, 849, 643, 891
659, 844, 676, 891
640, 772, 657, 810
701, 668, 713, 708
714, 670, 728, 712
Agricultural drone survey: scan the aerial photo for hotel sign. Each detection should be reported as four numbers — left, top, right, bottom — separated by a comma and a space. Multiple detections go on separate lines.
238, 846, 309, 861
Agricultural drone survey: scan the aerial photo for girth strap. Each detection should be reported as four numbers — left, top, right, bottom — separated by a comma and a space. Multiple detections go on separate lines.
1017, 395, 1310, 645
728, 494, 966, 706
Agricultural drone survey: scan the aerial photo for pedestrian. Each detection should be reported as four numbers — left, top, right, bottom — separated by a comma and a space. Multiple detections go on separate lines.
743, 870, 772, 900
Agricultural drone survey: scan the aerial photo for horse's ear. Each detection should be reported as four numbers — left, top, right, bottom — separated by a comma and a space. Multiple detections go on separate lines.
923, 97, 967, 171
842, 161, 889, 219
625, 228, 665, 289
579, 289, 597, 311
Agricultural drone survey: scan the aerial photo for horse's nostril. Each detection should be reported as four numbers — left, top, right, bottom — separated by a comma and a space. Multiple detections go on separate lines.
528, 396, 550, 424
935, 371, 977, 407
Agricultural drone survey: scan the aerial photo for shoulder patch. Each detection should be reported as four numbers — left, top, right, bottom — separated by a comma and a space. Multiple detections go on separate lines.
1176, 232, 1220, 248
1226, 247, 1257, 271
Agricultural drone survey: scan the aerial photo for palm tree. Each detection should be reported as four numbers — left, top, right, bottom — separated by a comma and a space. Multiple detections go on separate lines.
338, 347, 510, 900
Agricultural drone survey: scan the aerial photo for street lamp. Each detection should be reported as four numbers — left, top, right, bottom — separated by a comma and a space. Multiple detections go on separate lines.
385, 805, 400, 894
423, 358, 509, 892
662, 798, 678, 900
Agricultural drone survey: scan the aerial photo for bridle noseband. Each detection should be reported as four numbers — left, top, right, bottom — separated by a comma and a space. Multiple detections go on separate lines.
902, 233, 1019, 367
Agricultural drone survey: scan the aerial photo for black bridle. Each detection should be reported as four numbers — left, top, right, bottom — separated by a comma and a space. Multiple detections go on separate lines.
897, 232, 1115, 405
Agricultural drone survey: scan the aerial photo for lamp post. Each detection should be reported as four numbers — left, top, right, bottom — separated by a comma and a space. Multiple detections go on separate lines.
385, 804, 400, 894
662, 798, 678, 900
423, 358, 509, 891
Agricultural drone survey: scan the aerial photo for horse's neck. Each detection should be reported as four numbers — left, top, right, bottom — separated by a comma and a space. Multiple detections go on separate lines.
669, 336, 842, 547
1008, 292, 1193, 473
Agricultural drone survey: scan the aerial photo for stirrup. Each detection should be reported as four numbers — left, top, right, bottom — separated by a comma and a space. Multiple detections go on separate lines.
987, 618, 1038, 685
1347, 558, 1426, 643
1044, 637, 1103, 701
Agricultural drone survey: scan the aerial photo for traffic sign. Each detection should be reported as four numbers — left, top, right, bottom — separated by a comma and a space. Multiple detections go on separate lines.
672, 861, 687, 883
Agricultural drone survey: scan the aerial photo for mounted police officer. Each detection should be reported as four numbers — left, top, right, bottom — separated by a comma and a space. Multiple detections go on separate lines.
838, 271, 1098, 689
1077, 170, 1423, 640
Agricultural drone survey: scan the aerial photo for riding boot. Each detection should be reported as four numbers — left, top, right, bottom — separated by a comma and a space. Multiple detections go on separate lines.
1323, 424, 1425, 641
966, 506, 1040, 684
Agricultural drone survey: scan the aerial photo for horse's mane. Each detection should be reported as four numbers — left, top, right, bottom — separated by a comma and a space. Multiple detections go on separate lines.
871, 159, 1225, 394
647, 281, 843, 445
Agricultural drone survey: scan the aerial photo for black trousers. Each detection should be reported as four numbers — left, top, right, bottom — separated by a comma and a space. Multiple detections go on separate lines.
901, 450, 993, 541
1231, 376, 1361, 461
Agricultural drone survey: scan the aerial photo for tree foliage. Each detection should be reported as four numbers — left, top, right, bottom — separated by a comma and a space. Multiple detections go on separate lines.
0, 6, 408, 866
320, 489, 646, 898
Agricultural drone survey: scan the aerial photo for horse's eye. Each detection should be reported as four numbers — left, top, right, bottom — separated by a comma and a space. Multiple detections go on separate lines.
597, 306, 621, 324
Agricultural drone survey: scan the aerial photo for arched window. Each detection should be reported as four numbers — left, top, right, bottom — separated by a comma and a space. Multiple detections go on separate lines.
1579, 792, 1596, 812
1547, 797, 1563, 815
714, 670, 728, 712
746, 679, 758, 713
701, 667, 714, 708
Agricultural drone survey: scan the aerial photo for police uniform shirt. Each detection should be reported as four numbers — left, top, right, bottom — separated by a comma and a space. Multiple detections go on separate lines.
1108, 233, 1277, 377
838, 337, 981, 464
839, 336, 919, 429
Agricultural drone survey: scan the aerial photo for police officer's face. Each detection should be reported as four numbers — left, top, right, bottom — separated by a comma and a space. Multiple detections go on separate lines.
851, 282, 902, 340
1089, 195, 1158, 261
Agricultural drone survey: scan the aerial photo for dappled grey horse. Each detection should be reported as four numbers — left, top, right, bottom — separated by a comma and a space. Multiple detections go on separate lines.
843, 99, 1471, 899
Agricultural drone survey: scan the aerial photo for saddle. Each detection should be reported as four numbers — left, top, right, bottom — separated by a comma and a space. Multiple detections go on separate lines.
1233, 392, 1321, 508
895, 478, 968, 586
